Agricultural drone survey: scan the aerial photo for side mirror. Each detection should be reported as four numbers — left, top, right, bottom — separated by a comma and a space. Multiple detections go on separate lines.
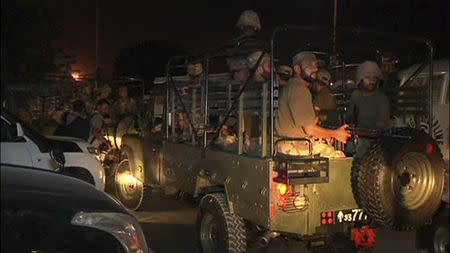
16, 123, 24, 137
50, 149, 65, 171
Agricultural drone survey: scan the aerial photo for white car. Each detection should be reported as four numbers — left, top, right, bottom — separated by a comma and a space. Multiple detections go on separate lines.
1, 112, 105, 191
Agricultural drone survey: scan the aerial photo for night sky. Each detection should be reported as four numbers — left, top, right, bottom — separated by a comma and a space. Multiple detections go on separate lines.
33, 0, 449, 78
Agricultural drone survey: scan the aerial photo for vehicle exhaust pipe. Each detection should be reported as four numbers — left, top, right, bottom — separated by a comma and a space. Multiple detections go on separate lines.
258, 231, 279, 247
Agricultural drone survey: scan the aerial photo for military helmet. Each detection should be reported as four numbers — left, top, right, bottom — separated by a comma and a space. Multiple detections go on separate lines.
316, 69, 331, 86
236, 10, 261, 31
356, 61, 383, 84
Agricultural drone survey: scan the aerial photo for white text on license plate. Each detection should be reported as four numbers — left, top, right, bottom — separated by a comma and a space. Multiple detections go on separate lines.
336, 209, 368, 223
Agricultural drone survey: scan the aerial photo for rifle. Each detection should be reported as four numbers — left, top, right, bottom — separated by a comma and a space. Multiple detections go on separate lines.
346, 126, 382, 138
323, 125, 413, 139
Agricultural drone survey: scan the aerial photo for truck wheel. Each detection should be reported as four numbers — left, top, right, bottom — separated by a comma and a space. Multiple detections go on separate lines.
417, 205, 449, 253
197, 193, 246, 253
351, 158, 364, 208
358, 129, 445, 230
114, 159, 151, 211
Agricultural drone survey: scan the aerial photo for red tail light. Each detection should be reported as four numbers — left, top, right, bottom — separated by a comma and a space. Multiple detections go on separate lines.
426, 143, 435, 154
277, 183, 288, 196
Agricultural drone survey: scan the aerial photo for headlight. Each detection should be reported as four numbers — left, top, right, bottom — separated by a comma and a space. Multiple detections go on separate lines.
71, 212, 149, 253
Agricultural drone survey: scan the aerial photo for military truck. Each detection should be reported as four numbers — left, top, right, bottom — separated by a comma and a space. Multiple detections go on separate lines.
115, 27, 447, 252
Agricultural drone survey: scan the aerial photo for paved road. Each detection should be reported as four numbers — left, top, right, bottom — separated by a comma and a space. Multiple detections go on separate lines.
127, 190, 423, 253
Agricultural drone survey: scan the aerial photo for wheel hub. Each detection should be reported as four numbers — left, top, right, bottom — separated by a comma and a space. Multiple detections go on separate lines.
399, 171, 411, 187
394, 152, 434, 210
115, 160, 143, 202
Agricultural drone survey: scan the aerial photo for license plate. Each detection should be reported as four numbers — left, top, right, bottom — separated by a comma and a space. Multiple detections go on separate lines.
320, 208, 369, 225
335, 208, 368, 223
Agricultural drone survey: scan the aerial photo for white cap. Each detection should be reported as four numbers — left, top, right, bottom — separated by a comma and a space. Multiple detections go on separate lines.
356, 61, 383, 83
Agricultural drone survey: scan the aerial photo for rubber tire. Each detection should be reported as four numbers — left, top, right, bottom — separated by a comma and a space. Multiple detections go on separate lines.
417, 204, 449, 253
62, 167, 95, 186
351, 157, 364, 208
114, 159, 152, 211
357, 128, 445, 230
197, 193, 247, 253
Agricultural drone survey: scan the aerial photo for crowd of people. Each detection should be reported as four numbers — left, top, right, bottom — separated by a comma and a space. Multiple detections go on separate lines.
53, 83, 138, 151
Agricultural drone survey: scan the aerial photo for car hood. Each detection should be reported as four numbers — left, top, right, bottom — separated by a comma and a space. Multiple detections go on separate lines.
1, 165, 127, 214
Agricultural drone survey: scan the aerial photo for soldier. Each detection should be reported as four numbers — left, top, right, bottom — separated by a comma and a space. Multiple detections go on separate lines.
379, 52, 400, 115
186, 62, 203, 88
275, 51, 349, 143
54, 99, 90, 140
227, 10, 265, 70
226, 57, 250, 84
88, 99, 112, 150
242, 51, 272, 152
313, 69, 338, 125
112, 85, 137, 120
346, 61, 390, 158
95, 84, 112, 104
78, 82, 96, 115
246, 50, 271, 83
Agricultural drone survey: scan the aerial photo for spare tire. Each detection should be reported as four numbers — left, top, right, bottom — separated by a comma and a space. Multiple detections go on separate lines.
357, 128, 445, 230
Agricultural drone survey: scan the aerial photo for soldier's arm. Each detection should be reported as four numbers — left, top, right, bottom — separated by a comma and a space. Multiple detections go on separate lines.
304, 124, 350, 143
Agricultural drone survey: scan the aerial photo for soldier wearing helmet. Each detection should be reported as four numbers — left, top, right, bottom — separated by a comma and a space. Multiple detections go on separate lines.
236, 10, 261, 37
186, 62, 203, 88
313, 69, 338, 125
348, 61, 390, 130
346, 61, 390, 158
275, 51, 350, 143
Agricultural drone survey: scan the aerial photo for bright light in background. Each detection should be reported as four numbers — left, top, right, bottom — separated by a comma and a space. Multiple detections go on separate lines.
71, 71, 81, 81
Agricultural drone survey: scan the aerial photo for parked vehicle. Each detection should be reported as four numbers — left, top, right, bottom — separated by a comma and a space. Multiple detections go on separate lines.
1, 163, 152, 253
395, 59, 449, 253
1, 111, 106, 191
